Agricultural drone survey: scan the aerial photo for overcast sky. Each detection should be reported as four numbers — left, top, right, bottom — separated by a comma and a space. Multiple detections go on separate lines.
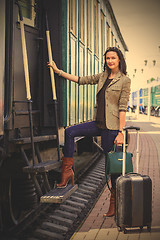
110, 0, 160, 89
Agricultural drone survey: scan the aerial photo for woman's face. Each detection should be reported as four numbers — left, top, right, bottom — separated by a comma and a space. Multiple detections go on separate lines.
106, 51, 120, 72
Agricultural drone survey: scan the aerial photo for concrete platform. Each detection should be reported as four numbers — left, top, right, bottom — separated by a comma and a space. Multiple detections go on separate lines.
71, 113, 160, 240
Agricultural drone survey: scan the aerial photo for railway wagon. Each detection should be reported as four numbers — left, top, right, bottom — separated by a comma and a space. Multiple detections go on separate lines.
0, 0, 128, 231
132, 84, 160, 116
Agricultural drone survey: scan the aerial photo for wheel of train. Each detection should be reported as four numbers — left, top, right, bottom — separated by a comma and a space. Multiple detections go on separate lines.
0, 177, 20, 230
0, 176, 38, 231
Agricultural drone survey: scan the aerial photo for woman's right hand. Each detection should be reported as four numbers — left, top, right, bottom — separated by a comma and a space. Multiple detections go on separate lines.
47, 61, 60, 74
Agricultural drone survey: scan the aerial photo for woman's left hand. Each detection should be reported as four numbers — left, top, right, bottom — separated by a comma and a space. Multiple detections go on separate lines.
114, 132, 123, 145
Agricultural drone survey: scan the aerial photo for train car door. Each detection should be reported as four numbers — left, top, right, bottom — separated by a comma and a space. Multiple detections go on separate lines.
11, 0, 42, 134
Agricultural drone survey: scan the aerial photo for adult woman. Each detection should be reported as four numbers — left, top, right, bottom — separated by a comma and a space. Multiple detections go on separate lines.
48, 47, 131, 217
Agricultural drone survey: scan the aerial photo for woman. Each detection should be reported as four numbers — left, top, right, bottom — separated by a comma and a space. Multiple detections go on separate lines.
48, 47, 131, 217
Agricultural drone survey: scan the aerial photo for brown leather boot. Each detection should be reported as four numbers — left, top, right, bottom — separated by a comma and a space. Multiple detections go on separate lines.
103, 188, 115, 217
56, 157, 74, 188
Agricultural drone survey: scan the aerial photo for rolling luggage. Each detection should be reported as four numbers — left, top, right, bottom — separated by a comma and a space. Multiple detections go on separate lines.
115, 126, 152, 233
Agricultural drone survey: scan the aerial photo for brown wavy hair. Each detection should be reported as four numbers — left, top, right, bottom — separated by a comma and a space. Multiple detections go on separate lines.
103, 47, 127, 75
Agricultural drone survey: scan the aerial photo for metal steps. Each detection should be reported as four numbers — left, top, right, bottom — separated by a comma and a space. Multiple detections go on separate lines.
23, 160, 61, 173
40, 184, 78, 203
31, 155, 106, 240
11, 135, 57, 145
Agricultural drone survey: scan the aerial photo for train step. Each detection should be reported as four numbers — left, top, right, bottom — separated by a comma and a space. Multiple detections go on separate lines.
23, 160, 61, 173
40, 184, 78, 203
11, 135, 57, 145
14, 109, 40, 116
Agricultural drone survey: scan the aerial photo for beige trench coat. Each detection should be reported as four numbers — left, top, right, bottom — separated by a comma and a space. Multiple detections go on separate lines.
79, 71, 131, 130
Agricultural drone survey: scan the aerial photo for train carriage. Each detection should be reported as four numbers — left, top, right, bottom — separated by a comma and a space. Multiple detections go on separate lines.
0, 0, 128, 231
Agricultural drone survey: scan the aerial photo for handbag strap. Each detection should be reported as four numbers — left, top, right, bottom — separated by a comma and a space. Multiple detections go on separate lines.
105, 153, 111, 191
105, 144, 123, 192
106, 174, 112, 192
111, 143, 116, 153
110, 143, 124, 153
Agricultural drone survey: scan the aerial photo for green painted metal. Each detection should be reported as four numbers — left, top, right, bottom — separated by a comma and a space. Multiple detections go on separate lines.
62, 0, 129, 127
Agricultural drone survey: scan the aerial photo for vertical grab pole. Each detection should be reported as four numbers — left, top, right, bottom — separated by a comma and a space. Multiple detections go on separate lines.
122, 130, 126, 176
45, 14, 56, 100
18, 6, 31, 100
16, 1, 36, 165
136, 131, 139, 173
45, 13, 60, 161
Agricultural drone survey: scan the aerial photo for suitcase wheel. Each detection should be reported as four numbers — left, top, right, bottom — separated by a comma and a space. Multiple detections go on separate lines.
147, 226, 151, 232
117, 226, 127, 234
117, 227, 122, 232
123, 228, 127, 234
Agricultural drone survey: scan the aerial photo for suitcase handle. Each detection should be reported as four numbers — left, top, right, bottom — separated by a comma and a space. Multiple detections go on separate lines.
125, 172, 142, 177
122, 126, 140, 176
123, 126, 140, 131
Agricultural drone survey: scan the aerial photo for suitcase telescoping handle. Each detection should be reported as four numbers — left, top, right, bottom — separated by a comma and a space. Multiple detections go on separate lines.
122, 126, 140, 176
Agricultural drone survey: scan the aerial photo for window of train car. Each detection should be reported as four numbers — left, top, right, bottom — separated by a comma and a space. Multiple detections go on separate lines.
101, 11, 105, 66
111, 31, 114, 47
70, 0, 76, 36
115, 39, 117, 47
94, 0, 99, 56
87, 0, 92, 50
18, 0, 38, 28
106, 22, 110, 48
79, 0, 84, 43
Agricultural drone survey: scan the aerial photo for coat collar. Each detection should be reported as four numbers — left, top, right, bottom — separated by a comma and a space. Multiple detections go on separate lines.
97, 71, 122, 93
107, 71, 122, 88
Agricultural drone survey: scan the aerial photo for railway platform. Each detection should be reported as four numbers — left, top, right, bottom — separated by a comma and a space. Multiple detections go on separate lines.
71, 113, 160, 240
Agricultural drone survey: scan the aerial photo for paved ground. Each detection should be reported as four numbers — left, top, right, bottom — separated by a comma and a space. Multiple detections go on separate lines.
71, 113, 160, 240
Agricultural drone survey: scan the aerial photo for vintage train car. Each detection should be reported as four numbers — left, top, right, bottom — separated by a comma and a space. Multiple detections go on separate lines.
131, 84, 160, 116
0, 0, 128, 230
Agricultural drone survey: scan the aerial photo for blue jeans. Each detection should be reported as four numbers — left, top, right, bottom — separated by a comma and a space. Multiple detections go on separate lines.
64, 121, 119, 157
63, 121, 119, 189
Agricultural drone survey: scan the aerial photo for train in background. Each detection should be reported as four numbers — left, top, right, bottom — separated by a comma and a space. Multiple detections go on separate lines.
0, 0, 128, 231
131, 84, 160, 116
